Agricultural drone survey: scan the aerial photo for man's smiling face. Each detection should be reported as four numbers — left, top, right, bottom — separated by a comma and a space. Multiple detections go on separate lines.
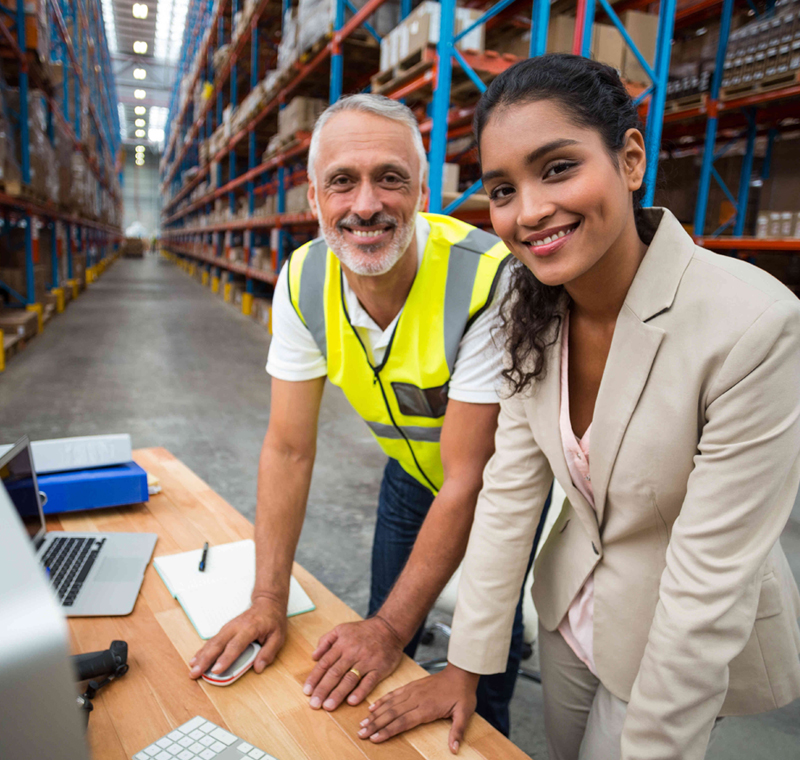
308, 110, 427, 276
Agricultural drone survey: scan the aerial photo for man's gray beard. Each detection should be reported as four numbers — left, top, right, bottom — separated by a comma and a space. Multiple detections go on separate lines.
320, 208, 419, 277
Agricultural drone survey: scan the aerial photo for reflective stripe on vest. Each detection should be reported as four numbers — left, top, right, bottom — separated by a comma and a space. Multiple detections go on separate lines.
288, 212, 509, 492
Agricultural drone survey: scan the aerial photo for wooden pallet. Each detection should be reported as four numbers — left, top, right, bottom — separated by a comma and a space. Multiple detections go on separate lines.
371, 47, 437, 96
665, 92, 706, 113
2, 331, 26, 363
299, 34, 331, 65
721, 68, 800, 100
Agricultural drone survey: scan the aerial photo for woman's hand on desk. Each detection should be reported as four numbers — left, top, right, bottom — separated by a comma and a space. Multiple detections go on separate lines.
357, 664, 479, 754
188, 596, 287, 679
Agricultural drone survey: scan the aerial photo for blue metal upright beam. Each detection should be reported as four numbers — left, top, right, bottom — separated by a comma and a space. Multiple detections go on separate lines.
330, 0, 345, 103
530, 0, 550, 57
641, 0, 676, 205
51, 221, 59, 289
427, 0, 457, 214
734, 109, 757, 237
580, 0, 596, 57
694, 0, 735, 235
66, 222, 73, 279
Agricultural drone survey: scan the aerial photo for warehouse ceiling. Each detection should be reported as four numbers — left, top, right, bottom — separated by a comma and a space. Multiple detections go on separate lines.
101, 0, 190, 149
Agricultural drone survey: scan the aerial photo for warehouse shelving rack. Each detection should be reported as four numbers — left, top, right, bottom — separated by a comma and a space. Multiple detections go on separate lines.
160, 0, 680, 298
0, 0, 122, 313
684, 0, 800, 258
161, 0, 800, 302
160, 0, 395, 307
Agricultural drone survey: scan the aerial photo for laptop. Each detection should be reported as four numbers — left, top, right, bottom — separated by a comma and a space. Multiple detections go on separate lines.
0, 436, 157, 616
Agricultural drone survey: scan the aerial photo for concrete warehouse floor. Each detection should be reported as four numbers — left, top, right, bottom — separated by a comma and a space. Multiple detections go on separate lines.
1, 255, 799, 758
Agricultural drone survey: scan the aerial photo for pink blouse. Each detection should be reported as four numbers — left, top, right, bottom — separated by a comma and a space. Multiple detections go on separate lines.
557, 311, 598, 676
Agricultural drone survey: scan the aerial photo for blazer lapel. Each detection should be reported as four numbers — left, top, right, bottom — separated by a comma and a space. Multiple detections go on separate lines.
590, 310, 664, 525
590, 208, 696, 525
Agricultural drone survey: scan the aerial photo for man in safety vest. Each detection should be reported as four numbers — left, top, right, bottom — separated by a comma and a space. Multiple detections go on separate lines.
189, 94, 531, 736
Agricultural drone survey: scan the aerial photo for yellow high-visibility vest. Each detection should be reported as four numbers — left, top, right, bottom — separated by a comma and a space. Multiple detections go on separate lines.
287, 213, 510, 493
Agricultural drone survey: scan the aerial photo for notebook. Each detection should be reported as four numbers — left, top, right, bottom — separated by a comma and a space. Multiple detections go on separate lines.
154, 539, 315, 639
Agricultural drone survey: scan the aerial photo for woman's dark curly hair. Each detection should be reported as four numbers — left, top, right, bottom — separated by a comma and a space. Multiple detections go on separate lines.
475, 54, 649, 395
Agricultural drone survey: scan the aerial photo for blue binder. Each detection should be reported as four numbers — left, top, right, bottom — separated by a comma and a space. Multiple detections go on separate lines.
36, 462, 150, 514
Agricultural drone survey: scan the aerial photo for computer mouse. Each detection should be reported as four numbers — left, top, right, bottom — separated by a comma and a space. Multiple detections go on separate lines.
201, 642, 261, 686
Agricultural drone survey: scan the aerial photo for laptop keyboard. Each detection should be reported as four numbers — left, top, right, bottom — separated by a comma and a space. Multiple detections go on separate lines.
40, 536, 106, 606
133, 716, 279, 760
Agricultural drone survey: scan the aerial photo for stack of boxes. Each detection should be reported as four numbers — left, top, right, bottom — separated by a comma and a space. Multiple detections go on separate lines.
0, 0, 50, 64
756, 211, 800, 239
377, 8, 658, 86
721, 1, 800, 92
379, 1, 486, 74
297, 0, 336, 55
263, 94, 324, 161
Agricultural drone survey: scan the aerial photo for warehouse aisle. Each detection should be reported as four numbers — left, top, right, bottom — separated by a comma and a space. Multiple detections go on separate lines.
0, 255, 385, 606
2, 255, 799, 757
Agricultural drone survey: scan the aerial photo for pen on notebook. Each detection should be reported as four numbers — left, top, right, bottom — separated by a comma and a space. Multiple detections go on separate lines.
199, 542, 209, 572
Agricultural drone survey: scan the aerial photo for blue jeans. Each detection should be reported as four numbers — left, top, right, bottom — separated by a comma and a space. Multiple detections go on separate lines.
368, 458, 537, 737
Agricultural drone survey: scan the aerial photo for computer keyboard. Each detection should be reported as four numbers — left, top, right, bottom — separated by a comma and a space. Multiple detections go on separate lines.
133, 716, 279, 760
40, 535, 106, 606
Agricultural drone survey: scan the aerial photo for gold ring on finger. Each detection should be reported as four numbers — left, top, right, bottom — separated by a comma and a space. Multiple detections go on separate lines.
348, 668, 362, 679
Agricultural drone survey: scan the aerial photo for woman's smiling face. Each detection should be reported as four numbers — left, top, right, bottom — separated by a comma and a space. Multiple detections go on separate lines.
479, 98, 645, 288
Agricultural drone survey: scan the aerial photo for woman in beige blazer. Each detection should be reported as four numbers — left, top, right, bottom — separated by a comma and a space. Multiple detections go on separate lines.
356, 55, 800, 759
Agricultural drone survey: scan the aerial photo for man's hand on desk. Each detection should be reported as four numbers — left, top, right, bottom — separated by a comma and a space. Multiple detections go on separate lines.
188, 596, 287, 679
303, 616, 405, 711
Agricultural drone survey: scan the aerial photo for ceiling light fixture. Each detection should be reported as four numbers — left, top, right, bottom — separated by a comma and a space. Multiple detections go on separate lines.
135, 118, 146, 127
132, 3, 148, 19
135, 145, 146, 152
134, 89, 146, 99
134, 106, 146, 115
133, 68, 147, 80
135, 129, 146, 137
133, 40, 148, 54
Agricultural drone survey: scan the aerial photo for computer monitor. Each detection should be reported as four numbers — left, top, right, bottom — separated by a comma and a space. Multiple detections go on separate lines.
0, 436, 47, 547
0, 479, 89, 759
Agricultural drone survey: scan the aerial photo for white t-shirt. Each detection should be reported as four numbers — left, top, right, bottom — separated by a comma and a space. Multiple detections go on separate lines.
266, 215, 508, 404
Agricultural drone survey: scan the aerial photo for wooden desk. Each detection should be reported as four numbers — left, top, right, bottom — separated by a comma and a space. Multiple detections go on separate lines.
48, 448, 529, 760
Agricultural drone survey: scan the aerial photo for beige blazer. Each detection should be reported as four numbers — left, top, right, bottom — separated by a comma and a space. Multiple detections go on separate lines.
448, 209, 800, 759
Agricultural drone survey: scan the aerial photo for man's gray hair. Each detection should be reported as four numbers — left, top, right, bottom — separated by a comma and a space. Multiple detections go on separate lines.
307, 94, 427, 185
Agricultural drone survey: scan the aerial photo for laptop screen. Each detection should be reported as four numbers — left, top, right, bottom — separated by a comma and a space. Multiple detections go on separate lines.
0, 438, 45, 544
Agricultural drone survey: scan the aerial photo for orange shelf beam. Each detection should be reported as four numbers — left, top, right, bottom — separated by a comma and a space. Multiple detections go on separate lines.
694, 237, 800, 252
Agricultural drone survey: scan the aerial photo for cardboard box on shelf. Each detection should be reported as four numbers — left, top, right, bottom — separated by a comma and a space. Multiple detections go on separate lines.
780, 211, 794, 237
593, 23, 625, 73
251, 297, 272, 331
379, 1, 485, 73
0, 308, 38, 341
442, 163, 460, 194
0, 264, 48, 303
278, 7, 298, 71
792, 211, 800, 239
768, 211, 782, 237
250, 247, 273, 271
620, 11, 659, 84
285, 183, 311, 214
547, 15, 575, 54
278, 96, 327, 138
756, 211, 770, 238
